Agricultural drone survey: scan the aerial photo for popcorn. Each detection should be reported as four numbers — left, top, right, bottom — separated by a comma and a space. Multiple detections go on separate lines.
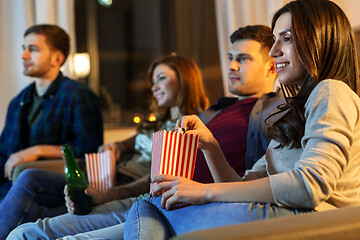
151, 130, 198, 191
175, 127, 186, 134
85, 150, 116, 191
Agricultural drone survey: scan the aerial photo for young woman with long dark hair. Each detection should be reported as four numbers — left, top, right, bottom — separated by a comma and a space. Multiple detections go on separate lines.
124, 1, 360, 239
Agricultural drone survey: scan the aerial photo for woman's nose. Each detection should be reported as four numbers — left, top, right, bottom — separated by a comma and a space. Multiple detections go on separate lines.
269, 41, 282, 58
152, 82, 159, 92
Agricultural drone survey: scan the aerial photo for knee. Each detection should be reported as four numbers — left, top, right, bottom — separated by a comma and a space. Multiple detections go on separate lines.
125, 198, 171, 240
7, 222, 34, 240
16, 169, 60, 185
15, 169, 41, 186
124, 198, 171, 239
7, 218, 52, 240
130, 197, 161, 217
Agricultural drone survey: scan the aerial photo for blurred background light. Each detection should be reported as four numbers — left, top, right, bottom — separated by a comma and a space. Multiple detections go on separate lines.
74, 53, 90, 78
133, 113, 144, 124
133, 116, 141, 124
148, 113, 156, 122
98, 0, 112, 7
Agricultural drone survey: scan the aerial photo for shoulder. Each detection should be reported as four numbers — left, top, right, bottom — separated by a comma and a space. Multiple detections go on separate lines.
306, 79, 360, 107
58, 77, 98, 99
252, 88, 285, 117
305, 79, 360, 119
311, 79, 356, 95
9, 82, 35, 105
17, 82, 35, 96
59, 77, 88, 91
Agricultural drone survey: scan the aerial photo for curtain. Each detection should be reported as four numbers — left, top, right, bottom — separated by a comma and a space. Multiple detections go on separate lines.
0, 0, 75, 131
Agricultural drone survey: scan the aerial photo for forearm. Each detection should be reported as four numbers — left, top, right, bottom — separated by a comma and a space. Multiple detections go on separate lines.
207, 177, 276, 203
34, 145, 63, 159
117, 135, 137, 154
202, 142, 238, 183
4, 145, 63, 180
107, 174, 150, 201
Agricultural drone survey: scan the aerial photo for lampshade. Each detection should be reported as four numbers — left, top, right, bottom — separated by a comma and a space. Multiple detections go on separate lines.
74, 53, 90, 78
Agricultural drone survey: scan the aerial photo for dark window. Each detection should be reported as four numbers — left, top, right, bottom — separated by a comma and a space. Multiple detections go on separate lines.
75, 0, 223, 127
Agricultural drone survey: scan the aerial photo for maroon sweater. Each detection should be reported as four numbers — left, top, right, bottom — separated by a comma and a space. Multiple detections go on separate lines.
193, 98, 258, 183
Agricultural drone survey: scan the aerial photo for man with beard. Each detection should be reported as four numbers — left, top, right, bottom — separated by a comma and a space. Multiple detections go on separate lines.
0, 24, 103, 197
193, 24, 281, 182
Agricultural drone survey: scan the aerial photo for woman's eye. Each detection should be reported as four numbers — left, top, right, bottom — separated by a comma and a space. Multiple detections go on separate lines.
284, 36, 291, 42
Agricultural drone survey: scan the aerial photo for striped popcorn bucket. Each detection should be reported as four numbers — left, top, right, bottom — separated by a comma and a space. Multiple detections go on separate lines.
151, 130, 199, 191
85, 150, 116, 191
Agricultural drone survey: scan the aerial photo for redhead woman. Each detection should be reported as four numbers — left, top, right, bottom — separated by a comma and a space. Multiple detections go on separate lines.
98, 54, 210, 183
124, 0, 360, 239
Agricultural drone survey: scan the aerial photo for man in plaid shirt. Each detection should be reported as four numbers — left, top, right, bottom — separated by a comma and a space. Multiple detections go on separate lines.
0, 24, 103, 197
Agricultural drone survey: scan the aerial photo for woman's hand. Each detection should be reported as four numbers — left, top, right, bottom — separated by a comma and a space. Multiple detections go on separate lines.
98, 142, 121, 162
176, 115, 217, 150
64, 185, 110, 214
151, 174, 211, 210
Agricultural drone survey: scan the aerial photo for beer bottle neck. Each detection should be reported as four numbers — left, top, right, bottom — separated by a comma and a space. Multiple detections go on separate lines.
62, 145, 79, 172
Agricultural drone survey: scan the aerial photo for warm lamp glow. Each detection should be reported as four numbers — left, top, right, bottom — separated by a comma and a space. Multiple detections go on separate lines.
148, 113, 156, 122
133, 113, 144, 124
133, 116, 141, 124
74, 53, 90, 78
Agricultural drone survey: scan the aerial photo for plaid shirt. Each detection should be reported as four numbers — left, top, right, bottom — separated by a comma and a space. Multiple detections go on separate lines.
0, 72, 103, 183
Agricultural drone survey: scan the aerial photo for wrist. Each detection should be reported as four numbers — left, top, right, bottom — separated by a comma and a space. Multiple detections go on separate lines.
106, 191, 115, 203
32, 145, 42, 158
205, 184, 217, 203
106, 188, 119, 202
202, 139, 220, 154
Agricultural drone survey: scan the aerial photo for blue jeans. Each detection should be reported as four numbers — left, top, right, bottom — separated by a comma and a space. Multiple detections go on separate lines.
0, 169, 67, 239
7, 198, 137, 240
124, 196, 314, 240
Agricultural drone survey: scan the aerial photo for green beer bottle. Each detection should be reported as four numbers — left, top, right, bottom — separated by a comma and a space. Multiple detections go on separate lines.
61, 144, 92, 215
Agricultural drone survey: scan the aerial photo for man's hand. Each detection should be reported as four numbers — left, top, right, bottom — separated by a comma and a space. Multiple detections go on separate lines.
64, 185, 111, 214
4, 146, 40, 180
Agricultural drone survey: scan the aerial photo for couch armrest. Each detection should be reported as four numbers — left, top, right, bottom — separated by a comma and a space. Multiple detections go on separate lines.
12, 159, 65, 184
172, 205, 360, 240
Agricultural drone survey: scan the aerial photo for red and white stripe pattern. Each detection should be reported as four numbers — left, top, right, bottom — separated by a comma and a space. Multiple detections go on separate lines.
85, 150, 115, 191
151, 130, 199, 191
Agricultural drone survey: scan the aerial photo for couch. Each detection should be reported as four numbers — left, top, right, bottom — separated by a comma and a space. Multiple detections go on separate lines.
173, 205, 360, 240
